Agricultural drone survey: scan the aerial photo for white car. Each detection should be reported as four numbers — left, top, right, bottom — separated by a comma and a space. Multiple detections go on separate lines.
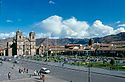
39, 67, 50, 74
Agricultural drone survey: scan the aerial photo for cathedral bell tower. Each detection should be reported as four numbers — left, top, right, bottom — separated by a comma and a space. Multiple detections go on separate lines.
29, 31, 36, 55
16, 30, 24, 56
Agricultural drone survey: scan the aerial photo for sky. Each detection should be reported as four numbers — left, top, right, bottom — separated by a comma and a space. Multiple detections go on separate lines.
0, 0, 125, 39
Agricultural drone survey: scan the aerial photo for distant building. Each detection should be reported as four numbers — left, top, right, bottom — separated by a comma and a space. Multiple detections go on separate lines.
65, 44, 83, 49
6, 30, 36, 56
93, 42, 125, 56
36, 44, 45, 55
0, 48, 5, 56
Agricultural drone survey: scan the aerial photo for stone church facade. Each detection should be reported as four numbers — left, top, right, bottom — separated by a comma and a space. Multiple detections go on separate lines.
7, 30, 36, 56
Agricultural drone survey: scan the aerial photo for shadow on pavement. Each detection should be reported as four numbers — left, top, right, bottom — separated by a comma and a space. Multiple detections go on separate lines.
34, 77, 42, 82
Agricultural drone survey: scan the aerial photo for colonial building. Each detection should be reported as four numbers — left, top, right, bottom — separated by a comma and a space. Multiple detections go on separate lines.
7, 30, 36, 56
93, 42, 125, 56
36, 44, 45, 55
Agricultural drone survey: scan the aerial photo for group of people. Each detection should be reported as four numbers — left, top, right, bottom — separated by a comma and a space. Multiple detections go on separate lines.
33, 70, 42, 76
7, 65, 47, 81
7, 67, 29, 80
34, 70, 38, 76
19, 68, 28, 74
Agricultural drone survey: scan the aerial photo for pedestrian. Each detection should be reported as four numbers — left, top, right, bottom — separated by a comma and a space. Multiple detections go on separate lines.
34, 70, 37, 76
13, 64, 15, 67
29, 74, 32, 78
38, 70, 41, 75
62, 62, 64, 67
26, 68, 28, 73
40, 74, 46, 82
19, 68, 22, 73
23, 68, 26, 73
8, 72, 11, 80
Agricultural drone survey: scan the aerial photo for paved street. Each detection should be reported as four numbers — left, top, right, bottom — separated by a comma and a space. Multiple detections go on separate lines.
0, 61, 69, 82
0, 62, 29, 82
18, 59, 125, 82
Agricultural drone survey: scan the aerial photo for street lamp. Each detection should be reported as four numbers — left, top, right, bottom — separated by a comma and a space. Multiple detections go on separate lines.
46, 37, 48, 61
87, 50, 91, 82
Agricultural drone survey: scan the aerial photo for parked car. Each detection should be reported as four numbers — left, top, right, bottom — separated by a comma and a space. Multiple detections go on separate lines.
39, 67, 50, 74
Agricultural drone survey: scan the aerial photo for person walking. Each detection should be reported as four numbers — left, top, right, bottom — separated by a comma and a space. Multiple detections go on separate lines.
26, 68, 28, 73
40, 75, 46, 82
34, 70, 37, 76
8, 72, 11, 80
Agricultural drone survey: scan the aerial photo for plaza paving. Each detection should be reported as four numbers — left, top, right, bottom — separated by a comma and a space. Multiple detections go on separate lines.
0, 61, 69, 82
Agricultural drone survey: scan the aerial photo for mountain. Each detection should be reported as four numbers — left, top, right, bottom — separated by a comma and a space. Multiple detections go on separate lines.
36, 38, 88, 46
0, 38, 13, 48
0, 32, 125, 48
93, 32, 125, 43
36, 32, 125, 46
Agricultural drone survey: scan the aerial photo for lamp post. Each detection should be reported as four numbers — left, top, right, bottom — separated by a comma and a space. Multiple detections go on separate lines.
87, 50, 91, 82
46, 37, 48, 62
88, 64, 91, 82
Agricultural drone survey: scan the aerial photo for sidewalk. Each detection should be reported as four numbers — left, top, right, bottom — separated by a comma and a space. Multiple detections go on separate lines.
23, 59, 125, 78
0, 62, 29, 82
0, 61, 69, 82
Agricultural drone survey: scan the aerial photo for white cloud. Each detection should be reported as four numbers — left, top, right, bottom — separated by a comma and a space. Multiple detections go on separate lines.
49, 0, 55, 4
0, 32, 16, 39
88, 20, 114, 37
6, 20, 13, 23
34, 15, 89, 38
30, 15, 125, 39
114, 27, 125, 34
36, 32, 52, 38
116, 21, 120, 24
35, 15, 63, 34
118, 24, 125, 27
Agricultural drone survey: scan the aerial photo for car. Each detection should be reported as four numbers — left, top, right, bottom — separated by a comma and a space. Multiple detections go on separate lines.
39, 67, 50, 74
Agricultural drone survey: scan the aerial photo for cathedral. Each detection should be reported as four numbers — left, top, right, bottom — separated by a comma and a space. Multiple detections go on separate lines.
7, 30, 36, 56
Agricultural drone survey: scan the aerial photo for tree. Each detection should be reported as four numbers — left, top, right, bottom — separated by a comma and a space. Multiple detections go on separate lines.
110, 58, 115, 65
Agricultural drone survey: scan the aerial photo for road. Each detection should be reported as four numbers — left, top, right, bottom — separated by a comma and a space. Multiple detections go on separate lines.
18, 59, 125, 82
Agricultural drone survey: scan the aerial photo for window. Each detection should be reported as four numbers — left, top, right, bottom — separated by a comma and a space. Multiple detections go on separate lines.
32, 46, 34, 49
32, 36, 34, 39
19, 36, 21, 39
